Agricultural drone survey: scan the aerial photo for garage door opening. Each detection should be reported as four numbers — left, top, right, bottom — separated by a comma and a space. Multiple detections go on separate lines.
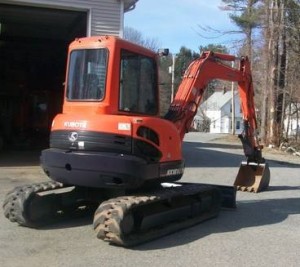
0, 4, 87, 150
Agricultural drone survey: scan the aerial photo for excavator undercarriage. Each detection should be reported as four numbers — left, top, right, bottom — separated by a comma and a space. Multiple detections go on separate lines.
3, 180, 235, 246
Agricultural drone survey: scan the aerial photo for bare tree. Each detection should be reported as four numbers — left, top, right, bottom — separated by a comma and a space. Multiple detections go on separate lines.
123, 26, 160, 51
260, 0, 271, 143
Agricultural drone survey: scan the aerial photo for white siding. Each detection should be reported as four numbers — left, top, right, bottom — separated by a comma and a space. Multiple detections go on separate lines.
207, 110, 221, 133
199, 91, 244, 134
221, 116, 230, 133
1, 0, 123, 36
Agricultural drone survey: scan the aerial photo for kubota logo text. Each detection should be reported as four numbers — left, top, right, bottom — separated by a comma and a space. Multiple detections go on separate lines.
64, 121, 87, 129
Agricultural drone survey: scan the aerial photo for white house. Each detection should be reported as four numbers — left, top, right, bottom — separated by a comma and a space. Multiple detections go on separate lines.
194, 90, 243, 134
284, 103, 300, 136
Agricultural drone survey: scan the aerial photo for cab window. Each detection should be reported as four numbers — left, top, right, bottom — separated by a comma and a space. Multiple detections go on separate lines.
119, 50, 158, 114
67, 49, 108, 101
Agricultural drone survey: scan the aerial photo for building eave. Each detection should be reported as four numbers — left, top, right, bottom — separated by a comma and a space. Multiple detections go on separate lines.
123, 0, 139, 12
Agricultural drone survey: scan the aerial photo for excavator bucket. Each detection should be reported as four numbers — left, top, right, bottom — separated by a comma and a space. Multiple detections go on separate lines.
234, 162, 270, 193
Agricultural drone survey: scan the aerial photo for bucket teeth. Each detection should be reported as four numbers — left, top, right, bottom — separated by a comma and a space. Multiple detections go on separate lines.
236, 186, 257, 193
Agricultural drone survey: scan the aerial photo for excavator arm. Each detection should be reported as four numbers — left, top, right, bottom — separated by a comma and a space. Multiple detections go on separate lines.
165, 51, 270, 193
165, 51, 263, 164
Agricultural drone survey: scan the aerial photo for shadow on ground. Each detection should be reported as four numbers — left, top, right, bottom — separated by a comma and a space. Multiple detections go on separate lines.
22, 194, 300, 250
134, 196, 300, 250
183, 141, 300, 169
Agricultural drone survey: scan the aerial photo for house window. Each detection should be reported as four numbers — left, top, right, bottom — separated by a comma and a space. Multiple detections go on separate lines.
236, 120, 240, 130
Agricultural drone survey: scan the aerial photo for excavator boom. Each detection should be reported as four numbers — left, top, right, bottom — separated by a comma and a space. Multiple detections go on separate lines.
166, 51, 258, 151
165, 51, 270, 192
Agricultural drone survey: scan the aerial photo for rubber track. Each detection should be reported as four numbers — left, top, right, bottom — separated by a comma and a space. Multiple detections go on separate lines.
3, 181, 65, 227
93, 184, 220, 247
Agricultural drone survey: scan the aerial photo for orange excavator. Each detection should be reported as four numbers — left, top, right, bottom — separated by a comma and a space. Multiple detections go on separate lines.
3, 36, 270, 247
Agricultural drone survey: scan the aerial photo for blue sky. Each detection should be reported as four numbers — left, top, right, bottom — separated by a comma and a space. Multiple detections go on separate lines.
124, 0, 241, 53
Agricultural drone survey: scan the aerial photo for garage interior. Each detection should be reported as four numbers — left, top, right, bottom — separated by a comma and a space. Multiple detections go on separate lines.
0, 3, 87, 150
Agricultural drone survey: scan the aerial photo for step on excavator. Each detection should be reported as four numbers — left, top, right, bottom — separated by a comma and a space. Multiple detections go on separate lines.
3, 36, 270, 247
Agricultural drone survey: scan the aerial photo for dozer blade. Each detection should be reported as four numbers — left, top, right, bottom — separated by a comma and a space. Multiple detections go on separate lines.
234, 162, 270, 193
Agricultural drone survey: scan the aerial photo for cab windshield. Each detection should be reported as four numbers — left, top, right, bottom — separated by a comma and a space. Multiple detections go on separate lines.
67, 49, 108, 101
